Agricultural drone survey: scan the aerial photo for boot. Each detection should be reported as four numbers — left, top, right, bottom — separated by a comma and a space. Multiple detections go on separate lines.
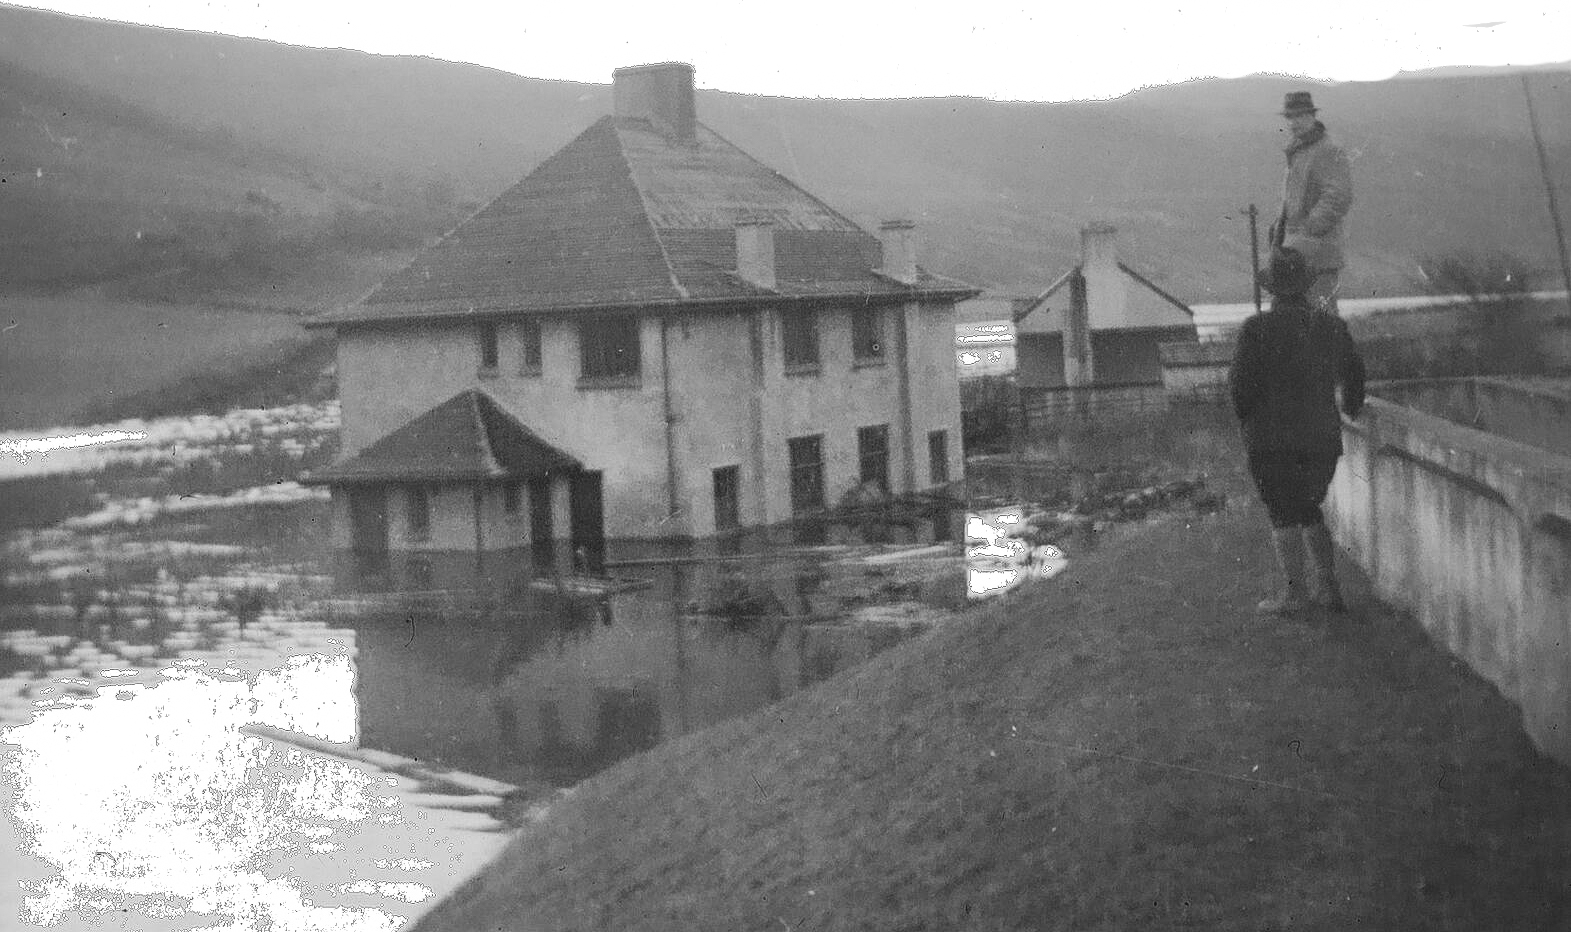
1302, 522, 1349, 613
1257, 527, 1309, 615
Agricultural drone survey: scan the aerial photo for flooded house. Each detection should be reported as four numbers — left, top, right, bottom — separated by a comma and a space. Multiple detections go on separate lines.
304, 63, 978, 571
1014, 223, 1198, 395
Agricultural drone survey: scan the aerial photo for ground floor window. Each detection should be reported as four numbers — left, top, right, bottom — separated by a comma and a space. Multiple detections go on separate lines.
857, 424, 890, 492
503, 480, 523, 515
713, 465, 741, 531
929, 429, 950, 484
406, 486, 431, 540
788, 435, 825, 514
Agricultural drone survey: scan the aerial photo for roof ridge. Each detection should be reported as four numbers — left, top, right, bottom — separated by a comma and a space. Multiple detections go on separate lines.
698, 121, 871, 237
1116, 260, 1195, 317
469, 390, 504, 476
610, 121, 691, 300
1015, 266, 1081, 322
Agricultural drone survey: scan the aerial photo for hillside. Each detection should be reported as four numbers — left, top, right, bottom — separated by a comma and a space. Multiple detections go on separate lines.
1, 2, 1567, 305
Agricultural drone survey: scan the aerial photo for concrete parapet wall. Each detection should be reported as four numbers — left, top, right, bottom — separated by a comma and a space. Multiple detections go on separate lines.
1326, 390, 1571, 764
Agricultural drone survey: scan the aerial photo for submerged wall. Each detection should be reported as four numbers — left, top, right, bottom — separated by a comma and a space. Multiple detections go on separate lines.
1326, 381, 1571, 764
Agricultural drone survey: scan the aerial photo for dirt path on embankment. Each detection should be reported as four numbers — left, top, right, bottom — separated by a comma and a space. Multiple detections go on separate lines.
411, 495, 1571, 932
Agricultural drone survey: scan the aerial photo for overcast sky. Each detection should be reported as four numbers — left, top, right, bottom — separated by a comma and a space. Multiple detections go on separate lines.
14, 0, 1571, 101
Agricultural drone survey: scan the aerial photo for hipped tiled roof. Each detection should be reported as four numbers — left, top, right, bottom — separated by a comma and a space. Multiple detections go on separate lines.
302, 391, 579, 485
310, 117, 975, 327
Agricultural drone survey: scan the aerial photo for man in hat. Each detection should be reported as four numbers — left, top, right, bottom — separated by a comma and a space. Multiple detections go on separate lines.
1230, 247, 1366, 616
1272, 91, 1354, 316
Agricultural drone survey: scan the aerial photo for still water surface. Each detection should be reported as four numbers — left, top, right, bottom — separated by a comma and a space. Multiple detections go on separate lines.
1, 499, 936, 790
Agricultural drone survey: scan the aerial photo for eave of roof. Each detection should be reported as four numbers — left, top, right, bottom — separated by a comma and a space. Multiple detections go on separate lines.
300, 390, 580, 485
305, 280, 981, 329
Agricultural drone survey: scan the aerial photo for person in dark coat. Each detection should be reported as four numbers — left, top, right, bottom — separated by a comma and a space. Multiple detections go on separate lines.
1230, 247, 1366, 614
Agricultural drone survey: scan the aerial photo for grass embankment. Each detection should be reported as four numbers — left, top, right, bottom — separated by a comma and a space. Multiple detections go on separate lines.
413, 495, 1571, 931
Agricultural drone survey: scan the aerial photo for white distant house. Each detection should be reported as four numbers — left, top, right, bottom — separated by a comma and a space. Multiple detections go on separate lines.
303, 63, 978, 570
1015, 223, 1198, 389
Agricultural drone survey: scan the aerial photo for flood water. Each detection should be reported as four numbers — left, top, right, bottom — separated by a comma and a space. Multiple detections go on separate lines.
1, 494, 951, 791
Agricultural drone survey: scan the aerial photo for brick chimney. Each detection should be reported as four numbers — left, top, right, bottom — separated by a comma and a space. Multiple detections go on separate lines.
879, 220, 918, 285
612, 62, 697, 144
735, 219, 776, 290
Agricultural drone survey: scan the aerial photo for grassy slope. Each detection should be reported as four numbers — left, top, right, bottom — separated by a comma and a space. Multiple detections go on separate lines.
412, 487, 1571, 931
0, 295, 312, 430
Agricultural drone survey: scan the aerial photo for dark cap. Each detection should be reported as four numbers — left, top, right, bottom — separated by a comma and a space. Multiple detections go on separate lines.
1281, 91, 1318, 116
1258, 247, 1314, 296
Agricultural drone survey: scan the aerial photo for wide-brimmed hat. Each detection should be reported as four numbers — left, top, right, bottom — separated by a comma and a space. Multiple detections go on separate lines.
1280, 91, 1319, 116
1258, 247, 1314, 296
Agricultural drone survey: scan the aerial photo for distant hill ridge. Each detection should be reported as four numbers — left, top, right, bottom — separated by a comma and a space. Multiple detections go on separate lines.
0, 2, 1566, 305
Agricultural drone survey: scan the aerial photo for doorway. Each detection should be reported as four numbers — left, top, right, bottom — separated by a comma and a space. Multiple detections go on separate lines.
570, 470, 606, 574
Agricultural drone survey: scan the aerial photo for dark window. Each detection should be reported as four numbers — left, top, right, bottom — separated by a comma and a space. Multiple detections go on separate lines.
579, 317, 640, 381
503, 480, 523, 515
929, 430, 950, 485
406, 486, 431, 540
407, 556, 433, 590
478, 322, 499, 370
857, 425, 890, 492
520, 319, 542, 375
528, 476, 553, 566
788, 435, 825, 514
713, 466, 741, 532
852, 307, 884, 361
782, 309, 819, 371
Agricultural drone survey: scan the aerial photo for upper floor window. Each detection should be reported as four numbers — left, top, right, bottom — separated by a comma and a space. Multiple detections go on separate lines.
852, 307, 884, 363
478, 321, 499, 373
782, 309, 819, 373
520, 319, 542, 376
579, 316, 641, 385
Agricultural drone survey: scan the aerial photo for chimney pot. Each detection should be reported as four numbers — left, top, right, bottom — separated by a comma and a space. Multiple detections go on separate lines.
612, 62, 697, 144
735, 219, 776, 291
879, 219, 918, 285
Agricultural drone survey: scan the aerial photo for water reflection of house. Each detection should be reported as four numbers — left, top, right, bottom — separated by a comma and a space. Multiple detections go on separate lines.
1014, 224, 1198, 391
352, 564, 814, 787
304, 63, 978, 569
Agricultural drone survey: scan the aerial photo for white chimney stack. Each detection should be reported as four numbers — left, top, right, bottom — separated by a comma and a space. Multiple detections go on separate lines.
735, 219, 776, 291
879, 220, 918, 285
1079, 221, 1129, 328
612, 62, 697, 144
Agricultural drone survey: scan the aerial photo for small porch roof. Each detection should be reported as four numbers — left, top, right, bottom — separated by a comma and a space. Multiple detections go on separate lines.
301, 390, 580, 485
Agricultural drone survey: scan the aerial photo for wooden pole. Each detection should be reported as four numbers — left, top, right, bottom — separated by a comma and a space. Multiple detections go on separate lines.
1523, 74, 1571, 310
1246, 204, 1263, 314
